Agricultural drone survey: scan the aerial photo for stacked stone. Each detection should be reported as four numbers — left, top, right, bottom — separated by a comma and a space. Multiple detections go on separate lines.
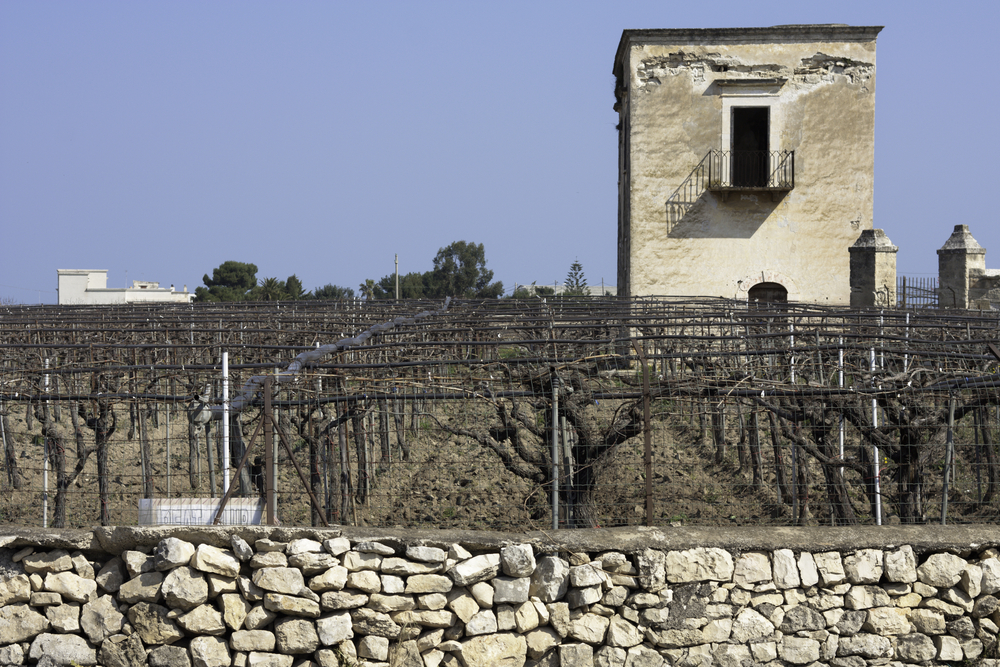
1, 536, 1000, 667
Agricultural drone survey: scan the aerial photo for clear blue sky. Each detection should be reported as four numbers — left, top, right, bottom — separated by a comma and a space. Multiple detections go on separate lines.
2, 1, 996, 304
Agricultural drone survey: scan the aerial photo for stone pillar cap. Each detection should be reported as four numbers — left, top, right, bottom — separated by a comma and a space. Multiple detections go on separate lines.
849, 228, 897, 252
938, 224, 985, 254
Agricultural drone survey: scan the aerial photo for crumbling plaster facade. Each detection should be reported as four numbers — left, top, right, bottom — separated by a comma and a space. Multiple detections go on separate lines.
615, 26, 882, 304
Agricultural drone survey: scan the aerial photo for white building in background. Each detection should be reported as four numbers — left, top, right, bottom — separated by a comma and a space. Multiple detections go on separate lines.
57, 269, 194, 305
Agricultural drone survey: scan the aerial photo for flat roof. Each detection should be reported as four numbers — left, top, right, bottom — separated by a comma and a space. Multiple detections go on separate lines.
614, 25, 883, 78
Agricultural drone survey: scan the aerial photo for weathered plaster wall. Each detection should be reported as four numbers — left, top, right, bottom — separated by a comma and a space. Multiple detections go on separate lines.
1, 525, 999, 667
616, 27, 880, 305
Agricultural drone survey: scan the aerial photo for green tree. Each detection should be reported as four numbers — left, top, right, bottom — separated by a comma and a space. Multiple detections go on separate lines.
428, 241, 504, 298
312, 284, 355, 300
254, 277, 286, 301
359, 279, 377, 300
194, 261, 258, 302
284, 274, 308, 300
564, 260, 588, 296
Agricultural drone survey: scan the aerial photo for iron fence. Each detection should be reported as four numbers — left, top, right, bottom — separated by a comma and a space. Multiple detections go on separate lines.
1, 297, 998, 529
897, 275, 938, 309
707, 150, 794, 190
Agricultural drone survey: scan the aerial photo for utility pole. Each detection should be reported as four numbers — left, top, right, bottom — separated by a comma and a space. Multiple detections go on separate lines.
395, 254, 399, 301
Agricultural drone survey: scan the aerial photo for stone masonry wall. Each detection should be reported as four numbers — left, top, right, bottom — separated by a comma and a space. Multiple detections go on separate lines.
1, 526, 999, 667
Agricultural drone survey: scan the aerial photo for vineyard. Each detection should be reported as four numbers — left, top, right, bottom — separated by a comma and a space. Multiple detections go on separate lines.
0, 297, 998, 530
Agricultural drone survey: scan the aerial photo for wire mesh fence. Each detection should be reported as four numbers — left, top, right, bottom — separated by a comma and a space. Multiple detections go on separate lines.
1, 297, 998, 530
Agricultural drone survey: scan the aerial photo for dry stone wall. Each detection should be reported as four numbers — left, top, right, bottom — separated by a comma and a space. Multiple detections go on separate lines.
0, 526, 999, 667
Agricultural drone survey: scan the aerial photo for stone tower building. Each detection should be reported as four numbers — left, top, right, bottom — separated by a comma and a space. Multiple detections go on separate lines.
614, 25, 882, 304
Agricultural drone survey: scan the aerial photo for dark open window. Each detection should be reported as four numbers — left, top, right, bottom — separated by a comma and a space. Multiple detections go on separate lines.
731, 107, 769, 187
748, 282, 787, 305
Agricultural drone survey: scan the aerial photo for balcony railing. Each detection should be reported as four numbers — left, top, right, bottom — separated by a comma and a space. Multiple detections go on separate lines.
707, 150, 794, 193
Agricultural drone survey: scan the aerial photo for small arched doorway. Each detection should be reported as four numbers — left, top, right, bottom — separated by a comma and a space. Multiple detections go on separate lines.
748, 282, 788, 306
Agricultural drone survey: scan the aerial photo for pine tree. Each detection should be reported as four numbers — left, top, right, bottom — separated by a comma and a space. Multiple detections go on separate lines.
564, 260, 588, 296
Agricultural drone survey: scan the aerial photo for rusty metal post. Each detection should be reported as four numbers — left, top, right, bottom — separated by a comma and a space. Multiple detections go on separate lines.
264, 375, 275, 525
631, 340, 654, 526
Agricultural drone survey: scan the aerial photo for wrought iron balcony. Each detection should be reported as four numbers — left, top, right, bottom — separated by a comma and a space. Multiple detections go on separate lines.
707, 150, 794, 199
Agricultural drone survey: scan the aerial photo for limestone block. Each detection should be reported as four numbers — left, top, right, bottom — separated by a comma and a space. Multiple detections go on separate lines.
837, 632, 892, 658
884, 545, 917, 583
44, 571, 97, 603
711, 643, 749, 667
909, 608, 946, 634
449, 554, 501, 587
406, 545, 447, 563
547, 601, 570, 637
255, 539, 285, 553
309, 565, 349, 592
980, 558, 1000, 595
772, 549, 800, 589
350, 608, 401, 639
230, 534, 254, 562
147, 645, 192, 667
341, 551, 382, 572
127, 601, 184, 645
529, 556, 570, 603
80, 594, 124, 643
191, 544, 240, 579
559, 643, 594, 666
405, 574, 453, 594
238, 575, 264, 602
288, 552, 338, 576
862, 607, 911, 635
913, 581, 938, 597
961, 564, 983, 598
941, 586, 975, 613
843, 549, 883, 584
286, 538, 323, 556
844, 585, 890, 610
730, 607, 774, 643
368, 593, 415, 613
0, 645, 24, 666
466, 609, 498, 636
733, 552, 771, 588
500, 544, 535, 577
895, 633, 937, 662
45, 600, 80, 633
23, 549, 73, 575
206, 573, 237, 597
316, 611, 354, 644
231, 629, 276, 652
699, 618, 732, 643
921, 597, 965, 617
274, 617, 319, 654
963, 638, 984, 660
496, 603, 516, 631
635, 548, 666, 592
751, 641, 777, 663
594, 645, 626, 667
665, 548, 733, 584
625, 645, 665, 667
176, 603, 226, 635
514, 600, 540, 633
492, 575, 530, 604
813, 552, 846, 586
263, 592, 320, 618
935, 634, 963, 661
974, 594, 999, 618
189, 636, 231, 667
244, 604, 277, 630
30, 591, 61, 606
570, 612, 610, 645
355, 541, 395, 556
71, 554, 95, 579
161, 566, 208, 610
1, 602, 50, 643
525, 626, 560, 660
320, 590, 368, 611
219, 592, 252, 631
779, 636, 820, 665
323, 537, 351, 556
346, 570, 381, 594
390, 609, 457, 628
252, 567, 305, 595
246, 651, 293, 667
917, 553, 967, 588
416, 627, 445, 652
358, 635, 389, 661
250, 552, 287, 569
602, 585, 628, 607
947, 616, 976, 639
461, 633, 527, 667
29, 632, 97, 665
569, 562, 606, 589
154, 537, 195, 571
0, 573, 31, 605
780, 605, 825, 632
567, 584, 603, 609
447, 590, 480, 623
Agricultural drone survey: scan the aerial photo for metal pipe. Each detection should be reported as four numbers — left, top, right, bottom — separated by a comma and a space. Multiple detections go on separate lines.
43, 358, 49, 528
870, 347, 881, 525
222, 351, 230, 496
941, 392, 955, 525
551, 372, 559, 531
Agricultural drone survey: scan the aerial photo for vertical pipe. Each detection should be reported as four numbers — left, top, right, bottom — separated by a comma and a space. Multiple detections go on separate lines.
942, 392, 956, 525
43, 358, 49, 528
395, 254, 399, 301
222, 351, 230, 496
838, 336, 845, 484
871, 347, 881, 525
789, 322, 796, 384
264, 376, 275, 525
551, 373, 559, 530
903, 312, 910, 373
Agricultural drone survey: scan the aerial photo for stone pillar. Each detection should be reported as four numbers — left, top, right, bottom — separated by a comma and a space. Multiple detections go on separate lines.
937, 224, 986, 309
849, 229, 898, 308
